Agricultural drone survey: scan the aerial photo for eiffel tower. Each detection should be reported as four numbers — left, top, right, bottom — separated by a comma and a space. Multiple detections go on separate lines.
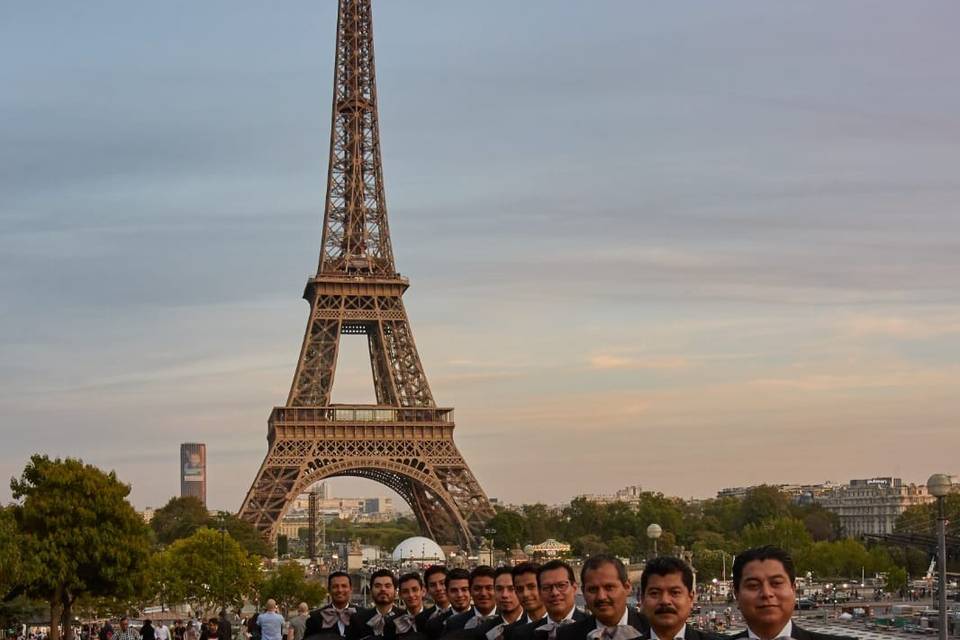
239, 0, 495, 549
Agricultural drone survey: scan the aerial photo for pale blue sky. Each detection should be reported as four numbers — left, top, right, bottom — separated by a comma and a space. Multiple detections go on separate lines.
2, 2, 959, 510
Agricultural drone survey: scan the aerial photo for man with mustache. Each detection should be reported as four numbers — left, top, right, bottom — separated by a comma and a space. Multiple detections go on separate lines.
506, 560, 588, 640
306, 571, 356, 639
729, 547, 852, 640
556, 555, 645, 640
639, 557, 716, 640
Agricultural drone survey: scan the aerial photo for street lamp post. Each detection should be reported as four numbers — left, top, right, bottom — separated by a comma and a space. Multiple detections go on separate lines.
927, 473, 952, 640
647, 523, 663, 558
218, 513, 227, 613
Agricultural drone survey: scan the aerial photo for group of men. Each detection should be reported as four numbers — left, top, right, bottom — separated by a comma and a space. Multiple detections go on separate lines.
298, 546, 849, 640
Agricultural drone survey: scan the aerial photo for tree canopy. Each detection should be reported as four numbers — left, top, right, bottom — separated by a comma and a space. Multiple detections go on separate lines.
10, 455, 152, 640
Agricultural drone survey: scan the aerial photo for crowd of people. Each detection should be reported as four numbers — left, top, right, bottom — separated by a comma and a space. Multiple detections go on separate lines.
266, 545, 851, 640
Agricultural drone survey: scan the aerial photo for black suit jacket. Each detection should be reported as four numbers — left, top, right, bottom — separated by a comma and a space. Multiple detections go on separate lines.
473, 615, 528, 640
509, 609, 590, 640
423, 608, 456, 640
347, 607, 405, 640
555, 610, 648, 640
306, 605, 356, 640
444, 610, 501, 638
727, 625, 855, 640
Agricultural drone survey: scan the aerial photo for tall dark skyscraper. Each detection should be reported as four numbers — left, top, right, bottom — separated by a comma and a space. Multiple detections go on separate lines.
180, 442, 206, 506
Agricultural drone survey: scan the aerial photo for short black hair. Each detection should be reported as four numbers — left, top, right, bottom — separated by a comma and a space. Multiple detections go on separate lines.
538, 560, 576, 586
581, 554, 628, 586
370, 568, 398, 588
511, 562, 541, 580
469, 565, 496, 585
399, 572, 424, 588
447, 568, 471, 584
328, 571, 350, 588
732, 545, 796, 591
640, 556, 693, 594
424, 565, 449, 584
494, 566, 514, 580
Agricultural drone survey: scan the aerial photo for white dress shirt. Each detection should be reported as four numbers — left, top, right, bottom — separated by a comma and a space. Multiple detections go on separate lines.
746, 621, 792, 640
650, 624, 685, 640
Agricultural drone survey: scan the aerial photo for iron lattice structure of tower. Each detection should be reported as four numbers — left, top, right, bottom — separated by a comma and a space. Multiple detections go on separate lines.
239, 0, 495, 549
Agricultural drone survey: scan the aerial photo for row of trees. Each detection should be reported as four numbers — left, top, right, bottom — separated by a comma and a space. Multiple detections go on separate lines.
486, 484, 953, 586
0, 456, 326, 640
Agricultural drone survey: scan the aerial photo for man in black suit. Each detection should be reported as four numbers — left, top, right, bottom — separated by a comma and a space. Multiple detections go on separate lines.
639, 557, 716, 640
394, 572, 430, 640
728, 546, 853, 640
347, 569, 404, 640
444, 566, 498, 634
512, 564, 546, 626
424, 568, 470, 640
555, 555, 645, 640
305, 572, 356, 640
422, 566, 451, 625
475, 567, 526, 640
506, 560, 588, 640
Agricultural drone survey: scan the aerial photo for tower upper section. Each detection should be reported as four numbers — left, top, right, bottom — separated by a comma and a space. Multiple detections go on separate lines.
317, 0, 397, 278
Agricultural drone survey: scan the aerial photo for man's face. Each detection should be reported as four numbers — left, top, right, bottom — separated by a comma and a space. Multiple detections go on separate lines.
400, 579, 424, 612
119, 621, 128, 632
426, 573, 449, 608
538, 568, 576, 620
471, 576, 496, 614
641, 572, 694, 634
207, 623, 218, 634
372, 576, 397, 607
329, 576, 353, 608
513, 572, 543, 616
495, 574, 521, 616
734, 559, 796, 634
582, 564, 630, 626
447, 579, 471, 612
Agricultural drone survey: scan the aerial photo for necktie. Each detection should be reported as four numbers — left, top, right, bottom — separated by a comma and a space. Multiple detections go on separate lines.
586, 626, 642, 640
485, 624, 507, 640
465, 614, 498, 631
393, 615, 417, 635
321, 608, 355, 629
538, 619, 574, 640
367, 612, 394, 637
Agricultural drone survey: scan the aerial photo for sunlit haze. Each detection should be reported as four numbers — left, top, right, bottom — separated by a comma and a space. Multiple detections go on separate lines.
2, 2, 959, 511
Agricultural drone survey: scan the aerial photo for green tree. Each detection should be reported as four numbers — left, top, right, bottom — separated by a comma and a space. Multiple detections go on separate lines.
520, 504, 557, 543
155, 527, 260, 616
259, 563, 326, 615
789, 503, 840, 541
740, 516, 812, 556
575, 534, 608, 557
886, 567, 908, 594
487, 510, 526, 550
739, 486, 790, 529
217, 512, 272, 557
151, 497, 210, 545
10, 455, 152, 640
0, 506, 24, 597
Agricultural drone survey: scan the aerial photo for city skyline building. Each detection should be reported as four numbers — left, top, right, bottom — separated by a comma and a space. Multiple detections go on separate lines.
179, 442, 206, 507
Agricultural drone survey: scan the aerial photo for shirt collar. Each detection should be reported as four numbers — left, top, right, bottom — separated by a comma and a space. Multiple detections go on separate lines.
526, 612, 548, 625
650, 624, 685, 640
594, 609, 630, 630
474, 607, 498, 618
746, 621, 792, 640
550, 607, 576, 624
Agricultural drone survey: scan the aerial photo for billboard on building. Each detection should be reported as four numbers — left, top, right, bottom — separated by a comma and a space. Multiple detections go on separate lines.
180, 443, 207, 506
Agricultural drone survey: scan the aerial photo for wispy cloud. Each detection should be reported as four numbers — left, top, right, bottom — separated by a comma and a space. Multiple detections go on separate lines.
588, 354, 689, 371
